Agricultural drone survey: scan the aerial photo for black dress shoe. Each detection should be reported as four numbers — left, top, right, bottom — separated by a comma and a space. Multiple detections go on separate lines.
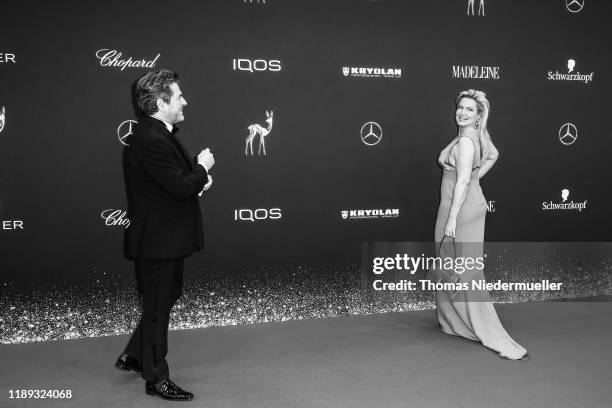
146, 379, 194, 401
114, 353, 143, 374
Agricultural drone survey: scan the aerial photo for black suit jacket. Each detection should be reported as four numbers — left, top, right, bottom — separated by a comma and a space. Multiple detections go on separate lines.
123, 115, 208, 260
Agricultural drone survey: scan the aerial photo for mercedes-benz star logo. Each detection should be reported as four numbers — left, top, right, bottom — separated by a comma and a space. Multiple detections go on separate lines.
360, 121, 382, 146
0, 106, 6, 133
566, 0, 584, 13
558, 123, 578, 146
117, 119, 138, 146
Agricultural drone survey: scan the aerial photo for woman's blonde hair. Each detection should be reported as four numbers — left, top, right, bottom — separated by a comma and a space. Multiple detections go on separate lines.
456, 89, 493, 160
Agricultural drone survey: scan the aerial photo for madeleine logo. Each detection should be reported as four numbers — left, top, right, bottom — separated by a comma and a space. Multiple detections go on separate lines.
96, 49, 160, 71
452, 65, 500, 79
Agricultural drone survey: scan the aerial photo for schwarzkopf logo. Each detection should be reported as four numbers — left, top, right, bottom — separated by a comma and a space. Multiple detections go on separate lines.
340, 209, 400, 220
452, 65, 500, 79
558, 123, 578, 146
342, 66, 401, 79
95, 49, 160, 71
547, 59, 594, 83
244, 0, 267, 3
542, 189, 587, 212
0, 106, 5, 133
566, 0, 584, 13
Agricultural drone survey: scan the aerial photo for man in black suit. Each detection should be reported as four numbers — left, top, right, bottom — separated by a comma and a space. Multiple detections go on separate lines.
115, 68, 215, 401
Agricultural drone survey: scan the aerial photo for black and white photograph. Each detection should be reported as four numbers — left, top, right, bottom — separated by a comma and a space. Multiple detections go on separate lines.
1, 1, 611, 407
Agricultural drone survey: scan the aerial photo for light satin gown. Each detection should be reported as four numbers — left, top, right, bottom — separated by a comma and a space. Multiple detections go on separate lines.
433, 132, 527, 360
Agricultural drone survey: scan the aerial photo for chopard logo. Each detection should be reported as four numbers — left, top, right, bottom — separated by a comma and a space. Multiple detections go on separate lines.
95, 49, 160, 70
101, 209, 130, 228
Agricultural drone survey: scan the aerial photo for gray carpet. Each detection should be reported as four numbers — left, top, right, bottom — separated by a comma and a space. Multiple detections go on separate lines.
1, 300, 610, 408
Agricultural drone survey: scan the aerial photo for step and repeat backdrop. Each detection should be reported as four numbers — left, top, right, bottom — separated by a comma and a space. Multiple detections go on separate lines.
1, 0, 611, 284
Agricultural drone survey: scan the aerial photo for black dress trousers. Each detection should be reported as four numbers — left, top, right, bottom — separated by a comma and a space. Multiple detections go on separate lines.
124, 257, 184, 382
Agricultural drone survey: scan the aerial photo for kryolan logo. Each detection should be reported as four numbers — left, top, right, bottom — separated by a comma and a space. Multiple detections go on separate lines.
342, 66, 401, 79
96, 49, 160, 71
341, 209, 399, 220
542, 189, 587, 212
566, 0, 584, 13
547, 59, 594, 83
233, 58, 281, 73
234, 208, 282, 222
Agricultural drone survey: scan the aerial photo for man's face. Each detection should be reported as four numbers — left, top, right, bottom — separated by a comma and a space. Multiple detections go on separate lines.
159, 82, 187, 125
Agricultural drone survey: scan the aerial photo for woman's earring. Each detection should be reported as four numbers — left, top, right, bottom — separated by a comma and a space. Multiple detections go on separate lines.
475, 120, 480, 129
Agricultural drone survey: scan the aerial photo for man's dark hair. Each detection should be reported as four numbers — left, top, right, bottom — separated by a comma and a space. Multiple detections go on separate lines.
135, 69, 180, 115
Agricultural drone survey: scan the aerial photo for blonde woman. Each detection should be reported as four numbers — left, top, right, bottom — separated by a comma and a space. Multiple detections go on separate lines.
434, 89, 529, 360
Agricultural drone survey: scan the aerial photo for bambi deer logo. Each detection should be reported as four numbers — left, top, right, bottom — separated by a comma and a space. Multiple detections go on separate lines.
245, 110, 274, 156
467, 0, 485, 16
0, 106, 5, 133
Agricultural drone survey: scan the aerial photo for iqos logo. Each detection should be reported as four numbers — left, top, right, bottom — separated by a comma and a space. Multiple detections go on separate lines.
232, 58, 281, 73
234, 208, 282, 222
